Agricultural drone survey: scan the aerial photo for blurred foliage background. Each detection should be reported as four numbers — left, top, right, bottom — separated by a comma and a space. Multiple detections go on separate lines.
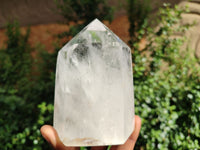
0, 0, 200, 150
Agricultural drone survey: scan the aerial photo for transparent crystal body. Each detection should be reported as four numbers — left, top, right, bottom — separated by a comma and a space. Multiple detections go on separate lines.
54, 19, 134, 146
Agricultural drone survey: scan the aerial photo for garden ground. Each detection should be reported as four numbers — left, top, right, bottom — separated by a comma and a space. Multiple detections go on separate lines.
0, 16, 131, 53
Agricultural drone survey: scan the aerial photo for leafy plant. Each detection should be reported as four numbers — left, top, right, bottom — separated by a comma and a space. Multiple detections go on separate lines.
55, 0, 113, 25
0, 22, 53, 150
0, 21, 32, 91
127, 0, 151, 47
54, 0, 114, 37
131, 4, 200, 150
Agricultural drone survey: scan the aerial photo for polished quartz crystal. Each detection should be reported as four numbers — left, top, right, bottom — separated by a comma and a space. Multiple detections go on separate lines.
54, 19, 134, 146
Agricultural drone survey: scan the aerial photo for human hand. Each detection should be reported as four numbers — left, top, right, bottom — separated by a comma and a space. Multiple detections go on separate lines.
40, 115, 141, 150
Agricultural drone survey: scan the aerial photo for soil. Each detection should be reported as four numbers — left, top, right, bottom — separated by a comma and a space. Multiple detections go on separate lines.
0, 16, 130, 52
0, 0, 183, 52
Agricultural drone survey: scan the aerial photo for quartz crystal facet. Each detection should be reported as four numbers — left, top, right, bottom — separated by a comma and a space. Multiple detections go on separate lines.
54, 19, 134, 146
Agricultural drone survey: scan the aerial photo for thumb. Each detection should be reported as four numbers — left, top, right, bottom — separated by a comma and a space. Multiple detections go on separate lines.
40, 125, 77, 150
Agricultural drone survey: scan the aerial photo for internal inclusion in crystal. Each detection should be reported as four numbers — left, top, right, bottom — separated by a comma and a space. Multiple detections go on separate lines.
54, 18, 134, 146
61, 20, 131, 69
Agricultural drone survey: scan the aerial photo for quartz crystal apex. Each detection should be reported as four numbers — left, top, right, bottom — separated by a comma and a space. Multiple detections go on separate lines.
54, 18, 135, 146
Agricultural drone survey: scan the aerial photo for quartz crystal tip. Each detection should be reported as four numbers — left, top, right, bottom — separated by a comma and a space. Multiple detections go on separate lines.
54, 18, 135, 147
86, 19, 106, 31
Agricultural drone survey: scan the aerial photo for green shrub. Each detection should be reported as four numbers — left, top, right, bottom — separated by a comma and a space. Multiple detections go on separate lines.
55, 0, 113, 24
0, 22, 32, 91
0, 88, 53, 150
131, 4, 200, 150
127, 0, 151, 47
55, 0, 114, 37
0, 22, 53, 150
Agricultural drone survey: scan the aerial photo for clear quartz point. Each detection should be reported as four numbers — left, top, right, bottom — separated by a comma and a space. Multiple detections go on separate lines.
54, 18, 134, 146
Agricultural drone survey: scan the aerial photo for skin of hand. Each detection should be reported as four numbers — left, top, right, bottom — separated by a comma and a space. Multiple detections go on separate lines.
40, 115, 141, 150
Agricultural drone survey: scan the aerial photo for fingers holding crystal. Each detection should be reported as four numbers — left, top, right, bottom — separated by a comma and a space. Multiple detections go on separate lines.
40, 116, 140, 150
40, 125, 79, 150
